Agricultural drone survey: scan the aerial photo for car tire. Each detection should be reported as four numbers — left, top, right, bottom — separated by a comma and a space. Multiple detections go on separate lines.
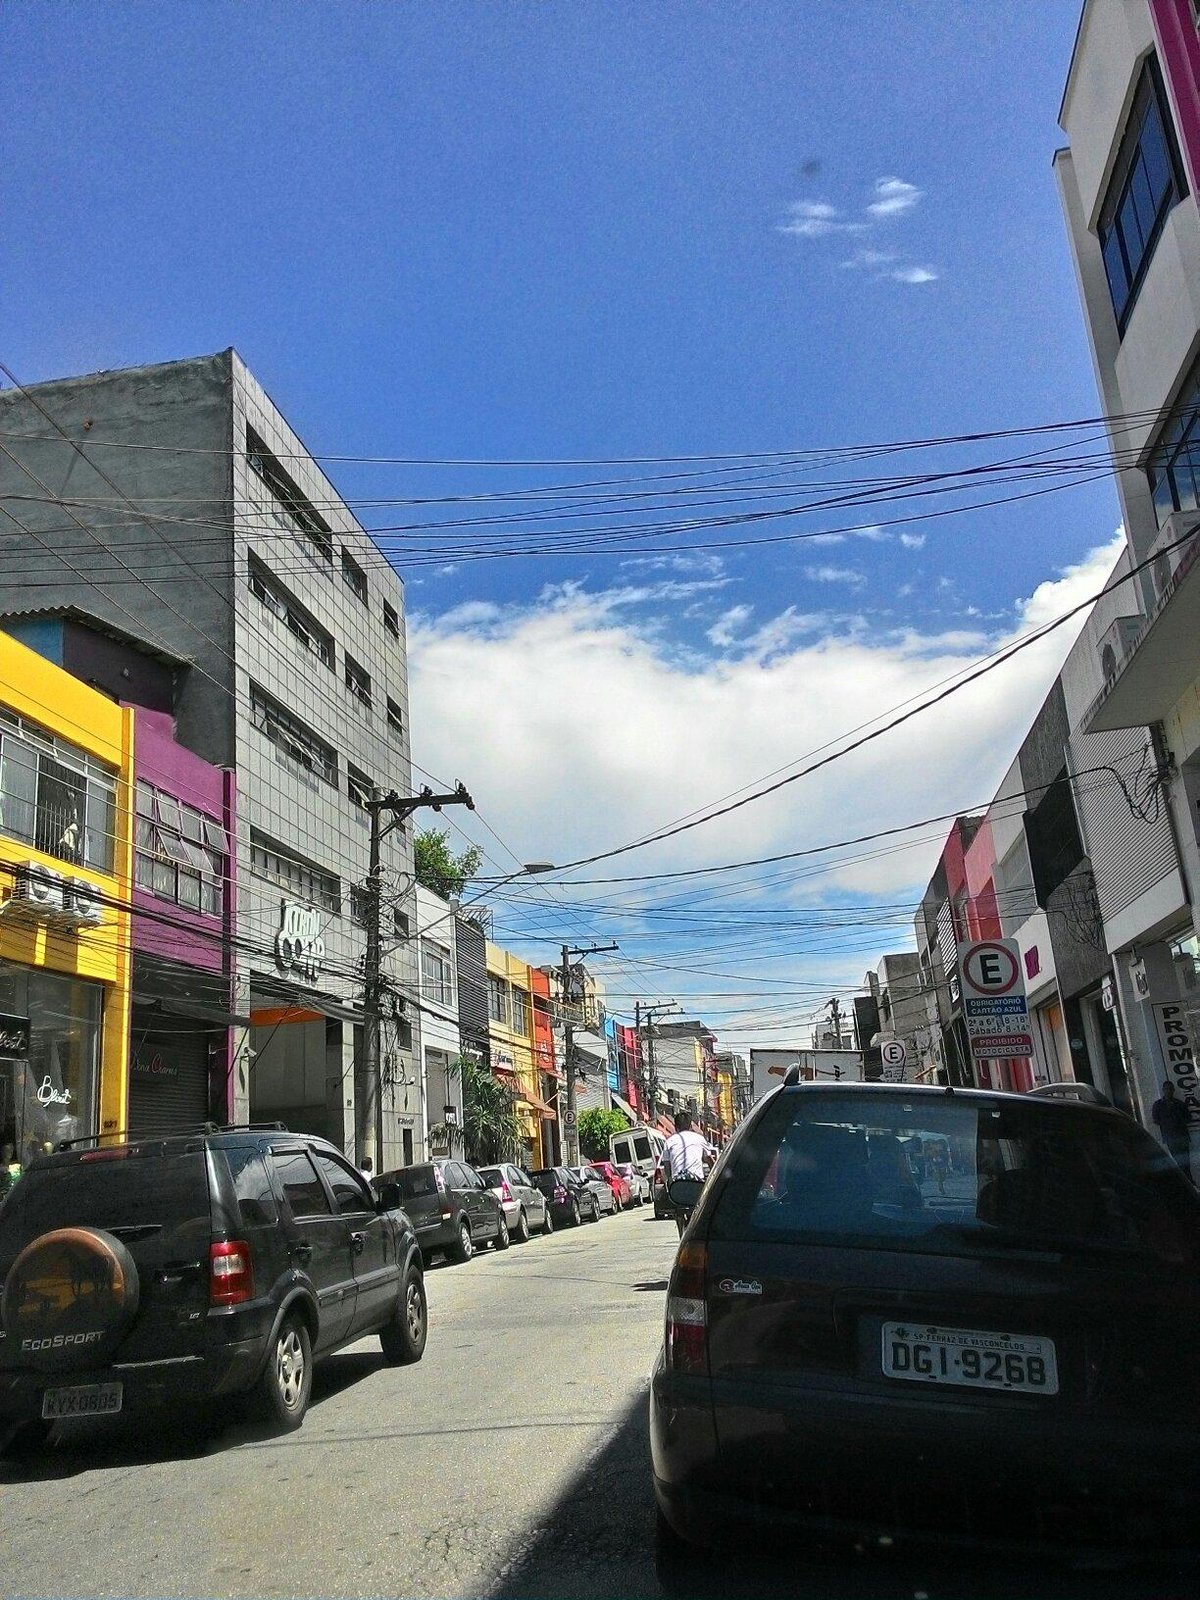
655, 1505, 703, 1577
380, 1269, 427, 1365
451, 1220, 473, 1263
255, 1313, 312, 1433
542, 1206, 554, 1236
494, 1215, 510, 1250
569, 1199, 581, 1227
515, 1208, 531, 1244
590, 1198, 601, 1222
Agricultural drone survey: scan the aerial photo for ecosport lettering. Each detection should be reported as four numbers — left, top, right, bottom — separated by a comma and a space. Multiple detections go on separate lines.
21, 1331, 104, 1352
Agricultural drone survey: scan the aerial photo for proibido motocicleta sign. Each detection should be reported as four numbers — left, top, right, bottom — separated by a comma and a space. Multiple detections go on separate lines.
958, 938, 1034, 1062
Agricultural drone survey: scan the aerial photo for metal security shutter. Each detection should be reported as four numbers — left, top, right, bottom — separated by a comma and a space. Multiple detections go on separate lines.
128, 1011, 211, 1137
1069, 728, 1178, 922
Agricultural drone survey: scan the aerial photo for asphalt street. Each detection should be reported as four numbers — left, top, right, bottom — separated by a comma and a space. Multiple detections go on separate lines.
1, 1206, 1195, 1600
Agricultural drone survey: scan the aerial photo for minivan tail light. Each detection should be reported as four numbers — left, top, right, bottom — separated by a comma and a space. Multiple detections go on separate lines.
209, 1240, 254, 1306
666, 1241, 708, 1375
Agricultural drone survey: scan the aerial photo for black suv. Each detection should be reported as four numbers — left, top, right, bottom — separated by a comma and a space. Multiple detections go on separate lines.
374, 1158, 508, 1263
0, 1128, 426, 1451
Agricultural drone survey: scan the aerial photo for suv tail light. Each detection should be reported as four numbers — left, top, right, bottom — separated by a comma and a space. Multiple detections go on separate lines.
501, 1181, 513, 1202
554, 1186, 567, 1203
665, 1241, 708, 1375
209, 1240, 255, 1306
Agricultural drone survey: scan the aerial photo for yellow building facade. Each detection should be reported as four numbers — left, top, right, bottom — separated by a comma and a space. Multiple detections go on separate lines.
0, 631, 134, 1169
485, 941, 553, 1162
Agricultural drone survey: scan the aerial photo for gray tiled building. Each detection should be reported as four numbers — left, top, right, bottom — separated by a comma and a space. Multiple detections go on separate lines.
0, 350, 421, 1166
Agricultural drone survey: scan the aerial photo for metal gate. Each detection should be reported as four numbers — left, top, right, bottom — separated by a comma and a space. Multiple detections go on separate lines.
127, 1010, 211, 1137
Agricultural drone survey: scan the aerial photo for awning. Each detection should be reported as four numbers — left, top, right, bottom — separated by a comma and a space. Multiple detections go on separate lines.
655, 1115, 675, 1136
514, 1083, 556, 1118
249, 979, 364, 1026
611, 1091, 639, 1123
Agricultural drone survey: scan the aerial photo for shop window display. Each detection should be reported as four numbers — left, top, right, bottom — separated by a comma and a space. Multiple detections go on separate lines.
0, 963, 101, 1190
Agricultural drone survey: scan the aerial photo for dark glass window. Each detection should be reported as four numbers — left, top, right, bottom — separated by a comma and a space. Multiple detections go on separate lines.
245, 428, 333, 563
1147, 358, 1200, 528
1098, 59, 1186, 331
271, 1150, 331, 1217
341, 547, 368, 605
312, 1151, 371, 1215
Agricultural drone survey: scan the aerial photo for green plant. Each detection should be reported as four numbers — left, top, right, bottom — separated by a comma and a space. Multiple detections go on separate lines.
577, 1106, 630, 1160
451, 1053, 523, 1165
414, 828, 483, 900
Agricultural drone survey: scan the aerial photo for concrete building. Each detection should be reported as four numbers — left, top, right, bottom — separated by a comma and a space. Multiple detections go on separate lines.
865, 953, 927, 1083
415, 883, 459, 1164
0, 352, 419, 1167
1056, 0, 1200, 1162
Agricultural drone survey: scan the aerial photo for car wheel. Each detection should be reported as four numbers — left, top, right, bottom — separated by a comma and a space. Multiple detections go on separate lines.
451, 1220, 473, 1263
542, 1206, 554, 1235
570, 1199, 581, 1227
380, 1268, 427, 1365
494, 1215, 510, 1250
614, 1195, 623, 1213
256, 1313, 312, 1433
590, 1198, 601, 1222
515, 1208, 531, 1243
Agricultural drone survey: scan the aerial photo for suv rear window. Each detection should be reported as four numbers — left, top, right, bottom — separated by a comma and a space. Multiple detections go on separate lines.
0, 1148, 210, 1238
710, 1093, 1200, 1264
390, 1166, 437, 1200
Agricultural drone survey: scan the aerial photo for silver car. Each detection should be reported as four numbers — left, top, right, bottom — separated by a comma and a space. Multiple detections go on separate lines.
569, 1165, 617, 1216
616, 1162, 650, 1205
478, 1163, 552, 1241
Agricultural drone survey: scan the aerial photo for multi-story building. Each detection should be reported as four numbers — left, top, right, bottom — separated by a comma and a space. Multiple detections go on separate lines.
0, 352, 419, 1166
864, 953, 927, 1083
1055, 0, 1200, 1157
415, 883, 459, 1164
0, 630, 134, 1171
653, 1020, 721, 1135
486, 941, 555, 1165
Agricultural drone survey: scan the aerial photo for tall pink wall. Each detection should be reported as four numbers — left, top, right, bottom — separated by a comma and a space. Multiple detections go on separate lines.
1152, 0, 1200, 193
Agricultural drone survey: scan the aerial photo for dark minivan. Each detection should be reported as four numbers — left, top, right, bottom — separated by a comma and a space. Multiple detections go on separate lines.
652, 1082, 1200, 1561
374, 1158, 508, 1263
0, 1129, 425, 1451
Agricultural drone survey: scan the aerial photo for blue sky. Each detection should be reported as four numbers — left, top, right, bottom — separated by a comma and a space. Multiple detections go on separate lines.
6, 2, 1125, 1044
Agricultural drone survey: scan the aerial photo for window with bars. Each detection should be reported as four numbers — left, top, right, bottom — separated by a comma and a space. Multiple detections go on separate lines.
345, 655, 372, 710
386, 696, 404, 737
422, 942, 455, 1006
341, 547, 368, 605
248, 558, 334, 669
250, 685, 338, 786
383, 601, 400, 639
1098, 59, 1186, 331
245, 428, 334, 563
346, 764, 374, 811
0, 708, 118, 872
250, 831, 341, 913
134, 781, 228, 917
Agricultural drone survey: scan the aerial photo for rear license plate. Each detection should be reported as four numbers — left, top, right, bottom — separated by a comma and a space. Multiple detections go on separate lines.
41, 1382, 123, 1420
882, 1322, 1058, 1396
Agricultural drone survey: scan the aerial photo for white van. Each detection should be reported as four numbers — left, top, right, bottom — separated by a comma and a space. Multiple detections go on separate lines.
609, 1124, 666, 1178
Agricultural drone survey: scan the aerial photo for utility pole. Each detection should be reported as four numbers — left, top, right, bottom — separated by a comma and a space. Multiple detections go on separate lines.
827, 996, 845, 1049
559, 941, 618, 1165
363, 782, 473, 1168
635, 1000, 679, 1124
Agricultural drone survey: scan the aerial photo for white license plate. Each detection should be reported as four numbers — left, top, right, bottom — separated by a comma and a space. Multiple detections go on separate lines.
41, 1382, 123, 1420
881, 1322, 1058, 1396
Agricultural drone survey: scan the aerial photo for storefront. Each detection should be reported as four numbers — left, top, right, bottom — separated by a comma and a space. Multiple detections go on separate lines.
0, 631, 134, 1172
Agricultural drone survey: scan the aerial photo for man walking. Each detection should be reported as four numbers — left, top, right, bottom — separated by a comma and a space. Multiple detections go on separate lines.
661, 1111, 714, 1236
1152, 1081, 1193, 1179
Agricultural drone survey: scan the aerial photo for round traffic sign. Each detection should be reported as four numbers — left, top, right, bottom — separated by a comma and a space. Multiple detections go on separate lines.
961, 940, 1020, 997
880, 1039, 907, 1068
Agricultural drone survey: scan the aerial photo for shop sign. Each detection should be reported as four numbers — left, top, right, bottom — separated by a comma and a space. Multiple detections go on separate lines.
276, 901, 325, 983
1154, 1003, 1200, 1127
1100, 976, 1116, 1013
6, 863, 103, 929
0, 1011, 30, 1059
131, 1052, 179, 1080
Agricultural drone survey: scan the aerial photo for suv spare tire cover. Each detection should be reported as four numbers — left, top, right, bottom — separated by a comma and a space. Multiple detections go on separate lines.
2, 1228, 140, 1372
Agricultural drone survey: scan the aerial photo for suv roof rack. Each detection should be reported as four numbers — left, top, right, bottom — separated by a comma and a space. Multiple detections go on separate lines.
52, 1120, 292, 1153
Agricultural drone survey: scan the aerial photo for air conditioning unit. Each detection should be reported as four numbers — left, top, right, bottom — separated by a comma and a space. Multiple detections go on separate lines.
1095, 614, 1144, 682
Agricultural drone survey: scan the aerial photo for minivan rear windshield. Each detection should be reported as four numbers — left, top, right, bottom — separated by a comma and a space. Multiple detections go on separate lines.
709, 1093, 1200, 1264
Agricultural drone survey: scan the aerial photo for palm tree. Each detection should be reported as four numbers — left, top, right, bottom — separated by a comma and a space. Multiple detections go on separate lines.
451, 1054, 523, 1165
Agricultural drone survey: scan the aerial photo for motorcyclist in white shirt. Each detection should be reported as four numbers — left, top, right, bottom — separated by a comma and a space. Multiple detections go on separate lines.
661, 1111, 716, 1235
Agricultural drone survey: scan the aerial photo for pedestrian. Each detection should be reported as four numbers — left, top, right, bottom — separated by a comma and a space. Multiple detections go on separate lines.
1152, 1081, 1193, 1178
661, 1111, 714, 1236
359, 1155, 374, 1179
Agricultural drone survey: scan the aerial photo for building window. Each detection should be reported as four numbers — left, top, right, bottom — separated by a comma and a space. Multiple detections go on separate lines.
386, 696, 404, 737
346, 764, 374, 811
349, 884, 370, 927
1098, 58, 1186, 331
0, 962, 101, 1163
383, 601, 400, 640
250, 831, 340, 914
341, 547, 368, 605
134, 781, 228, 917
1024, 769, 1085, 906
422, 941, 454, 1006
249, 684, 337, 786
0, 707, 118, 873
245, 428, 333, 563
345, 655, 372, 711
1147, 358, 1200, 527
248, 558, 334, 669
510, 986, 530, 1037
394, 908, 410, 938
487, 974, 509, 1026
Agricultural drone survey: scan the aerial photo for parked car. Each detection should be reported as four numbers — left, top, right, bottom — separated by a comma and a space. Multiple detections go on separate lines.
530, 1167, 598, 1227
0, 1128, 426, 1451
616, 1162, 651, 1206
374, 1158, 508, 1264
569, 1166, 617, 1217
609, 1124, 666, 1180
651, 1081, 1200, 1562
477, 1163, 552, 1240
590, 1159, 632, 1210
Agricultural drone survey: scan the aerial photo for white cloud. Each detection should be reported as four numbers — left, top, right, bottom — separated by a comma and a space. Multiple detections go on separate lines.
779, 199, 868, 239
899, 533, 926, 549
804, 564, 865, 585
621, 552, 726, 577
854, 525, 890, 542
841, 248, 898, 270
867, 177, 922, 217
888, 265, 938, 284
707, 603, 753, 647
